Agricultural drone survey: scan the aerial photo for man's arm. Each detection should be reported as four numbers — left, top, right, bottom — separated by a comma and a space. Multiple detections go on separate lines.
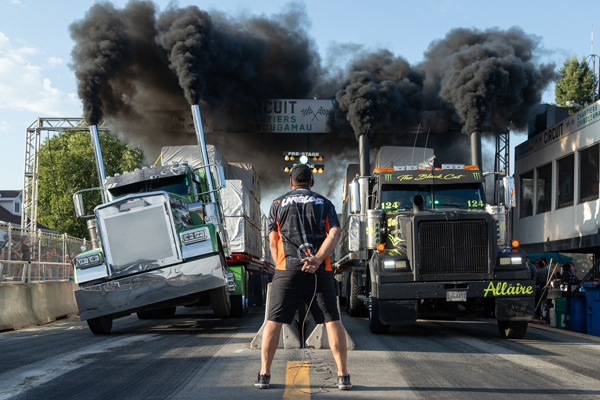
269, 231, 279, 264
301, 227, 341, 273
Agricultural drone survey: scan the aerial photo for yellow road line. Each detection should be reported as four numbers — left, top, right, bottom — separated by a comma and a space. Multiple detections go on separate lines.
283, 361, 310, 400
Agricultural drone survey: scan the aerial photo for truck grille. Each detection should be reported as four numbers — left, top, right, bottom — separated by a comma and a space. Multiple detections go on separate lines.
418, 220, 488, 275
99, 195, 179, 276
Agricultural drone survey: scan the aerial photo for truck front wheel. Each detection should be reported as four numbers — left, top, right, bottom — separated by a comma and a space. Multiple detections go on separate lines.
347, 271, 365, 317
210, 286, 231, 318
497, 320, 528, 339
87, 314, 113, 334
368, 286, 390, 334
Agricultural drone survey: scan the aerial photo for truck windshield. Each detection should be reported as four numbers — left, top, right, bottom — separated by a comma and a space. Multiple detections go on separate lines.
108, 175, 190, 198
381, 183, 486, 210
433, 183, 486, 209
381, 185, 431, 210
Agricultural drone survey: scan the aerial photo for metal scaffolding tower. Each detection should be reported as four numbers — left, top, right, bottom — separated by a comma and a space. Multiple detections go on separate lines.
493, 128, 510, 205
21, 118, 107, 231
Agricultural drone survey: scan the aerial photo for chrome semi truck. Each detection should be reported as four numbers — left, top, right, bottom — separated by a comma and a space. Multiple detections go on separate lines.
334, 138, 535, 338
72, 105, 271, 334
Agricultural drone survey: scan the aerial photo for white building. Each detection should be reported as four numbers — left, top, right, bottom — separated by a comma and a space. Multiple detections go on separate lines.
0, 190, 22, 218
514, 101, 600, 253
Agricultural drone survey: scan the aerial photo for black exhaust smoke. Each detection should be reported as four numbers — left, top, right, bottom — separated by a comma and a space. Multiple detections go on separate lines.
69, 2, 556, 200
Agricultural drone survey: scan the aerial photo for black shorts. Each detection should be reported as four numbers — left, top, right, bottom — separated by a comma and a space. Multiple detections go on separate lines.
267, 269, 340, 324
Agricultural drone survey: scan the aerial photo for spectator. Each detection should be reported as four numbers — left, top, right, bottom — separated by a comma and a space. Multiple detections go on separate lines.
533, 258, 550, 287
526, 256, 536, 279
20, 236, 31, 262
560, 262, 579, 285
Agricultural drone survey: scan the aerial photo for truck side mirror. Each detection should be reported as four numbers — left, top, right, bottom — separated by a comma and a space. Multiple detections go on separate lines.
74, 193, 85, 217
349, 181, 361, 214
503, 176, 515, 209
73, 187, 104, 218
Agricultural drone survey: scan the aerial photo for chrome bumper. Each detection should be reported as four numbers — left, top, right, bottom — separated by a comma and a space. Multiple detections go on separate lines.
75, 253, 225, 320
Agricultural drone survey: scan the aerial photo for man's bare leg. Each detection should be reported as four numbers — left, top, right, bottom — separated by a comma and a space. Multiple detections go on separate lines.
323, 320, 348, 376
260, 320, 283, 375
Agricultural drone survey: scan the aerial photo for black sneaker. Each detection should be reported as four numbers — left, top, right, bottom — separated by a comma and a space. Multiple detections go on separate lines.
254, 374, 270, 389
337, 374, 352, 390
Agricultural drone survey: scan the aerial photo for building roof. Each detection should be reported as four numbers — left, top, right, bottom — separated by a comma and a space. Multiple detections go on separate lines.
0, 190, 21, 199
0, 206, 52, 231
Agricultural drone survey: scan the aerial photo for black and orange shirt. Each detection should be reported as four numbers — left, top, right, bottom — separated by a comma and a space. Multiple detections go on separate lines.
268, 188, 340, 271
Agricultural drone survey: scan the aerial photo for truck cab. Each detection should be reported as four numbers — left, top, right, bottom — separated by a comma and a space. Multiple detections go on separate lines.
334, 146, 535, 338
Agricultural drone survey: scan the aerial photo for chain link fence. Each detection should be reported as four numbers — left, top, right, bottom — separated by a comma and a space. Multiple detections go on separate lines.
0, 222, 87, 284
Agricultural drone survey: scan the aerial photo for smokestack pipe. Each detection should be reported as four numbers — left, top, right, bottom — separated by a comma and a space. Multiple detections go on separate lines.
89, 125, 107, 203
191, 104, 216, 205
470, 130, 482, 168
359, 134, 370, 177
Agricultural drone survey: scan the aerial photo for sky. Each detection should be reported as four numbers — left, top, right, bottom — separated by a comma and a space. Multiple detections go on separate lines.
1, 0, 599, 210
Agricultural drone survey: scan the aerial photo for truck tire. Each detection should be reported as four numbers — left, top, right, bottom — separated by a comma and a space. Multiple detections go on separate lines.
230, 295, 247, 317
87, 315, 113, 334
368, 285, 390, 334
210, 286, 231, 317
497, 320, 528, 339
347, 271, 365, 317
249, 275, 263, 306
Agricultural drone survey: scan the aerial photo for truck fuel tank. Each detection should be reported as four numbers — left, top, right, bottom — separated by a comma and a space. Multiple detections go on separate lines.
367, 209, 386, 249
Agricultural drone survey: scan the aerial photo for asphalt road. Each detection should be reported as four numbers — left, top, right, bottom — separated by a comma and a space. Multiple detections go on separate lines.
1, 306, 600, 400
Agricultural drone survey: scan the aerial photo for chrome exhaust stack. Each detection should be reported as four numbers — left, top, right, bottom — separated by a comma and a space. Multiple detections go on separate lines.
470, 130, 482, 167
89, 124, 107, 203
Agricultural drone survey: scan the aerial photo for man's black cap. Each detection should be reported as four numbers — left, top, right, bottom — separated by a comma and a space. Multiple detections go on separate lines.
290, 164, 313, 183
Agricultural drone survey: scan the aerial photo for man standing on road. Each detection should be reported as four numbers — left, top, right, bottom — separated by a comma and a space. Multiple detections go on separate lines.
255, 164, 350, 390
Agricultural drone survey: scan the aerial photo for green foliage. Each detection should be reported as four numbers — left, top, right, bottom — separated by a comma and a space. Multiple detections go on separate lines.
554, 55, 598, 115
38, 130, 143, 237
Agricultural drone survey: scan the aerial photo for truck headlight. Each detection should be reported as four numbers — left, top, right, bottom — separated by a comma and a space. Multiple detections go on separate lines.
181, 227, 209, 245
498, 256, 522, 266
383, 260, 409, 270
76, 253, 103, 268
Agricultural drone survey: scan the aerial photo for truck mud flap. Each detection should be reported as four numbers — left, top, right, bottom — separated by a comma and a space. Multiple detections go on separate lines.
379, 300, 418, 325
495, 297, 535, 321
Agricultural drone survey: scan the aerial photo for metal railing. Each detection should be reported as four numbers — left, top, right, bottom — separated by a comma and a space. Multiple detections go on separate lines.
0, 222, 86, 284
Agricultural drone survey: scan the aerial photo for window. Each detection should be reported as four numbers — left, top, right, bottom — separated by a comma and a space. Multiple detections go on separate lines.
536, 164, 552, 213
520, 171, 534, 218
579, 144, 599, 203
557, 154, 574, 209
14, 202, 19, 214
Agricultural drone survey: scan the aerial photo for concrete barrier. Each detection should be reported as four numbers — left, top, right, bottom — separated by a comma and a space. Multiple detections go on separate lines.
250, 283, 302, 349
305, 297, 355, 350
0, 281, 78, 331
250, 283, 354, 350
0, 284, 38, 330
30, 281, 78, 325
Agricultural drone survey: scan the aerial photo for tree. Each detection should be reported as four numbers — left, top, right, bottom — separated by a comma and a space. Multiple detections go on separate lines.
554, 55, 598, 115
38, 130, 143, 238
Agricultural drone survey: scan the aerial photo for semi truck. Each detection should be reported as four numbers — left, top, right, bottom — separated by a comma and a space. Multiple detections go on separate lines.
72, 105, 273, 334
334, 140, 535, 338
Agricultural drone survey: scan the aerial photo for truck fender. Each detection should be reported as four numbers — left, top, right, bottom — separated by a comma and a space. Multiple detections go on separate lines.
367, 260, 378, 297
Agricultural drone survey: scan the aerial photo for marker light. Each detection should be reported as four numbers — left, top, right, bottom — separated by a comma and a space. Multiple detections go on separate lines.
318, 168, 323, 174
377, 243, 385, 251
313, 156, 317, 161
300, 155, 308, 164
312, 168, 318, 173
284, 167, 290, 173
285, 155, 289, 161
511, 240, 519, 248
318, 156, 323, 161
290, 156, 295, 161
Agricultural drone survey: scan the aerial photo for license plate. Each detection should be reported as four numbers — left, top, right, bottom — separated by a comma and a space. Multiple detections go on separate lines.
446, 291, 467, 302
